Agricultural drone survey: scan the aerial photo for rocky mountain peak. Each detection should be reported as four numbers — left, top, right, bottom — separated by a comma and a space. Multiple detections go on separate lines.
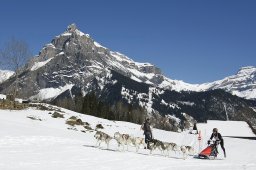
67, 23, 77, 32
3, 24, 165, 99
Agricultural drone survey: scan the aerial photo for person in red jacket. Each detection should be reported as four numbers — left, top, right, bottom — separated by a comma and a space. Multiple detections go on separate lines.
209, 128, 226, 157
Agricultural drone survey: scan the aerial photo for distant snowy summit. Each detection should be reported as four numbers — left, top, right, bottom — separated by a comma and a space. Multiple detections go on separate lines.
0, 23, 255, 100
198, 66, 256, 100
0, 70, 14, 84
158, 66, 256, 100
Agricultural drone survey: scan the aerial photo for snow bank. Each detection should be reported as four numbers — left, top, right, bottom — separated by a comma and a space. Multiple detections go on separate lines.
197, 120, 256, 139
232, 89, 256, 100
0, 70, 14, 83
30, 84, 74, 101
31, 58, 54, 71
0, 94, 6, 99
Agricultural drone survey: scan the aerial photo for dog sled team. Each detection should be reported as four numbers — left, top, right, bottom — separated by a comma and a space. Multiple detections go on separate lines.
94, 118, 195, 159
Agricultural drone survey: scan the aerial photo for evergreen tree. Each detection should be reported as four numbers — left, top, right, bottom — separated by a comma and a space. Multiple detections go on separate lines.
77, 92, 148, 125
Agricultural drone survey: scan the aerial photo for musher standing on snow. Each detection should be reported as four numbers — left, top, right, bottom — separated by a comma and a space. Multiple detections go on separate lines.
141, 118, 153, 149
209, 128, 226, 157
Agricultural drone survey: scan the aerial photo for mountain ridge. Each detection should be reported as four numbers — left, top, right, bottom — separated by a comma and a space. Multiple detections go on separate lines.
0, 23, 255, 132
0, 23, 255, 100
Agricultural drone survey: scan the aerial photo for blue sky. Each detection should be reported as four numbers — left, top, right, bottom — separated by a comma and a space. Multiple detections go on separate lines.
0, 0, 255, 83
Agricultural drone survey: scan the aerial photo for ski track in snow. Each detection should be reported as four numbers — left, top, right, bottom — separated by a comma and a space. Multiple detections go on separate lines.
0, 107, 255, 170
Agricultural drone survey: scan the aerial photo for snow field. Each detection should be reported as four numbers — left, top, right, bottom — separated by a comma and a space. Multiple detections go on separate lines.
0, 105, 255, 170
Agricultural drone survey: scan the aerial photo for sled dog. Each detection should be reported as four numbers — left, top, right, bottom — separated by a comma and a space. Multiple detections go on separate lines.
162, 142, 179, 156
94, 131, 113, 149
131, 137, 146, 152
185, 145, 195, 155
114, 132, 132, 151
114, 132, 144, 151
149, 140, 189, 159
148, 139, 166, 155
173, 145, 191, 159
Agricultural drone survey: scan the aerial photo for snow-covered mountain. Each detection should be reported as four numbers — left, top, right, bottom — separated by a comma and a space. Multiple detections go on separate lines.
0, 24, 255, 132
159, 66, 256, 100
0, 24, 167, 99
0, 23, 255, 100
0, 70, 14, 84
198, 66, 256, 100
78, 70, 256, 131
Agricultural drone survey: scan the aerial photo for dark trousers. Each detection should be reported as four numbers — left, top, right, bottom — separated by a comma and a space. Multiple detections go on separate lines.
144, 131, 152, 144
220, 140, 226, 155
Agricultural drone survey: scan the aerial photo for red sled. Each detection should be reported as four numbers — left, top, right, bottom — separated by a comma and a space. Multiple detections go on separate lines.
197, 140, 219, 159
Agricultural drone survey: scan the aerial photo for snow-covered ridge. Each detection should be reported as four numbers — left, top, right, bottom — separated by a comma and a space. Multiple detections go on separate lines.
110, 51, 135, 63
31, 58, 54, 71
197, 66, 256, 99
44, 43, 56, 49
237, 66, 256, 75
0, 70, 14, 83
30, 84, 74, 101
158, 65, 256, 99
94, 41, 107, 49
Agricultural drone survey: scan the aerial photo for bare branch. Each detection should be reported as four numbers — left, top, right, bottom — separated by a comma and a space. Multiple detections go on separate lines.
0, 38, 32, 98
0, 38, 32, 72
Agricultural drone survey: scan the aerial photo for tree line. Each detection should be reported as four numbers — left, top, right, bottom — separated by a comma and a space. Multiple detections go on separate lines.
55, 92, 147, 125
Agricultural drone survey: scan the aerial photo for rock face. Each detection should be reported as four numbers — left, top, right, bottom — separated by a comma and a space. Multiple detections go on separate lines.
67, 23, 77, 32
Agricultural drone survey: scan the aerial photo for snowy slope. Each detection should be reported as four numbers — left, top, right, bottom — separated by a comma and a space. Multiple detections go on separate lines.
30, 84, 74, 101
0, 70, 14, 83
0, 105, 255, 170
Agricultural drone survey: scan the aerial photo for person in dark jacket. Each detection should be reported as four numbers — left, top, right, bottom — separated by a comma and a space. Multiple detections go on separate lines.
209, 128, 226, 157
141, 118, 153, 149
